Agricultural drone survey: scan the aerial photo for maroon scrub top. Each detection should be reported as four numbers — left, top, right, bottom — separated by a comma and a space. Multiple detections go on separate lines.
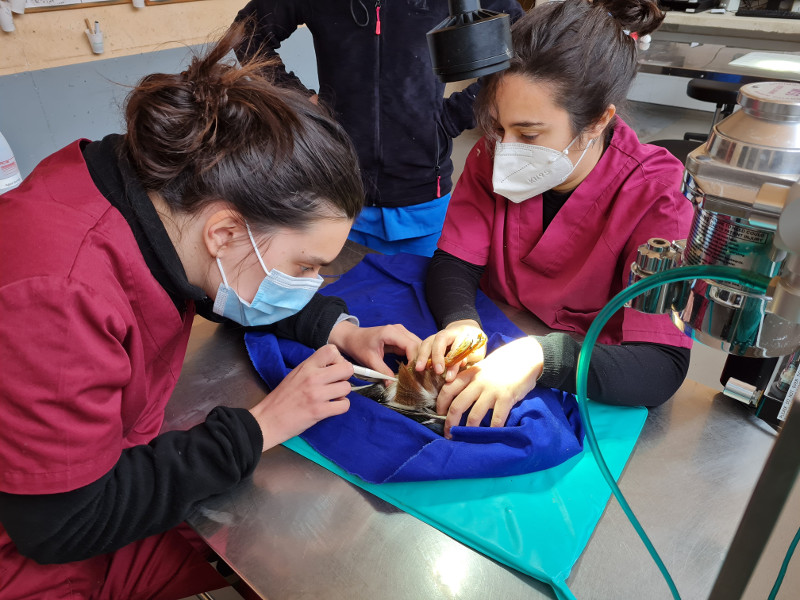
438, 119, 694, 348
0, 141, 211, 598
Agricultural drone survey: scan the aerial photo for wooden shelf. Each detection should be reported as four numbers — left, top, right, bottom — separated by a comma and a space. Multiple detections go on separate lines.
662, 11, 800, 43
0, 0, 243, 76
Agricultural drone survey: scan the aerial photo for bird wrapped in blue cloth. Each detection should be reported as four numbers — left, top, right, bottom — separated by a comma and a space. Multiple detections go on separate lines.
357, 331, 488, 434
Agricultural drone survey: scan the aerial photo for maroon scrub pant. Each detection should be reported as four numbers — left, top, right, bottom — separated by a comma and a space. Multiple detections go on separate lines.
0, 524, 228, 600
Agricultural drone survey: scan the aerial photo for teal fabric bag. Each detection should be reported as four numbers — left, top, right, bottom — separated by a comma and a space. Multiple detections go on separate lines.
283, 399, 646, 600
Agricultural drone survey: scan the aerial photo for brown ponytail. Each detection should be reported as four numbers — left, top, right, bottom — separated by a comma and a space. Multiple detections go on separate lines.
476, 0, 664, 140
122, 21, 363, 231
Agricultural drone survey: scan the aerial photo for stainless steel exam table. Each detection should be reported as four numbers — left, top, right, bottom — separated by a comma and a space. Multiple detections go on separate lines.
161, 242, 778, 600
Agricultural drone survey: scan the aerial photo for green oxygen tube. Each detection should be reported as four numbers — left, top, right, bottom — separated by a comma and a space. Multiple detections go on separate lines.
575, 265, 771, 600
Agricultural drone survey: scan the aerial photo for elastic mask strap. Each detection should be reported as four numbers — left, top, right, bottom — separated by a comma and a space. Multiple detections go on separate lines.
546, 135, 582, 164
245, 221, 270, 276
571, 137, 596, 170
216, 257, 230, 287
562, 135, 581, 156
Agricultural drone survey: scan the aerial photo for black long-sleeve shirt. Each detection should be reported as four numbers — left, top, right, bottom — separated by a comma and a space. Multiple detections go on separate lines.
0, 408, 261, 564
426, 223, 690, 408
0, 136, 348, 565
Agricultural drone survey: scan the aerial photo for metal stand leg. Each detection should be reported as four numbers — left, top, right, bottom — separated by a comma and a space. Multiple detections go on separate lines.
709, 395, 800, 599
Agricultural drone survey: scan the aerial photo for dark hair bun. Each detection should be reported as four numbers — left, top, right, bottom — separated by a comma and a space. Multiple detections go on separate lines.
596, 0, 665, 36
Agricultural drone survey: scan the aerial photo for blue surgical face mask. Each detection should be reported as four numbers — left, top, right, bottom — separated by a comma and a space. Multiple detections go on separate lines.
212, 223, 323, 326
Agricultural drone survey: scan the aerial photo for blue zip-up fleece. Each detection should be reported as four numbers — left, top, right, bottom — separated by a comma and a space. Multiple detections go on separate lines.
235, 0, 525, 209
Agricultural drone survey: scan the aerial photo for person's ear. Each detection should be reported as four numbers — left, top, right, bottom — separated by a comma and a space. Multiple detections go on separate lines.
202, 208, 244, 259
586, 104, 617, 140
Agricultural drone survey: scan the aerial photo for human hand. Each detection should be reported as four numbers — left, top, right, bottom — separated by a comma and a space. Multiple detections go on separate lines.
436, 336, 544, 439
309, 93, 319, 105
414, 320, 487, 383
249, 344, 352, 451
328, 320, 421, 380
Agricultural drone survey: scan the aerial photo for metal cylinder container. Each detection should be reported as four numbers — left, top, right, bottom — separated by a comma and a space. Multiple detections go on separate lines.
628, 238, 684, 314
677, 81, 800, 357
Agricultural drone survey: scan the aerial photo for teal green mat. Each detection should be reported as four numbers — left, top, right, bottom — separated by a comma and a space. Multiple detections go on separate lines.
284, 400, 647, 600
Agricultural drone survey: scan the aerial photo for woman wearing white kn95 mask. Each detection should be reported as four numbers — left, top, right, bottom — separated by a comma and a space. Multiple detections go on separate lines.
414, 0, 696, 442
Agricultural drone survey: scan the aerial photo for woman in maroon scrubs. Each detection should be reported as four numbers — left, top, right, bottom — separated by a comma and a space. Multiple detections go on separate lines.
418, 0, 694, 438
0, 24, 418, 599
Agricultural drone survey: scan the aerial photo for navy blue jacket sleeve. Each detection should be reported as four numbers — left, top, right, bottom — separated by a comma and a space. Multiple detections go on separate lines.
441, 81, 482, 139
234, 0, 312, 93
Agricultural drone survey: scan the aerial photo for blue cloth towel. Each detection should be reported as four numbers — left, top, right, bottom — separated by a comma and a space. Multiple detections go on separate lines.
245, 253, 584, 483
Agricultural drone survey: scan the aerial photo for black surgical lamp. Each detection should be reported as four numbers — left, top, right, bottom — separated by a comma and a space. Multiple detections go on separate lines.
426, 0, 513, 83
